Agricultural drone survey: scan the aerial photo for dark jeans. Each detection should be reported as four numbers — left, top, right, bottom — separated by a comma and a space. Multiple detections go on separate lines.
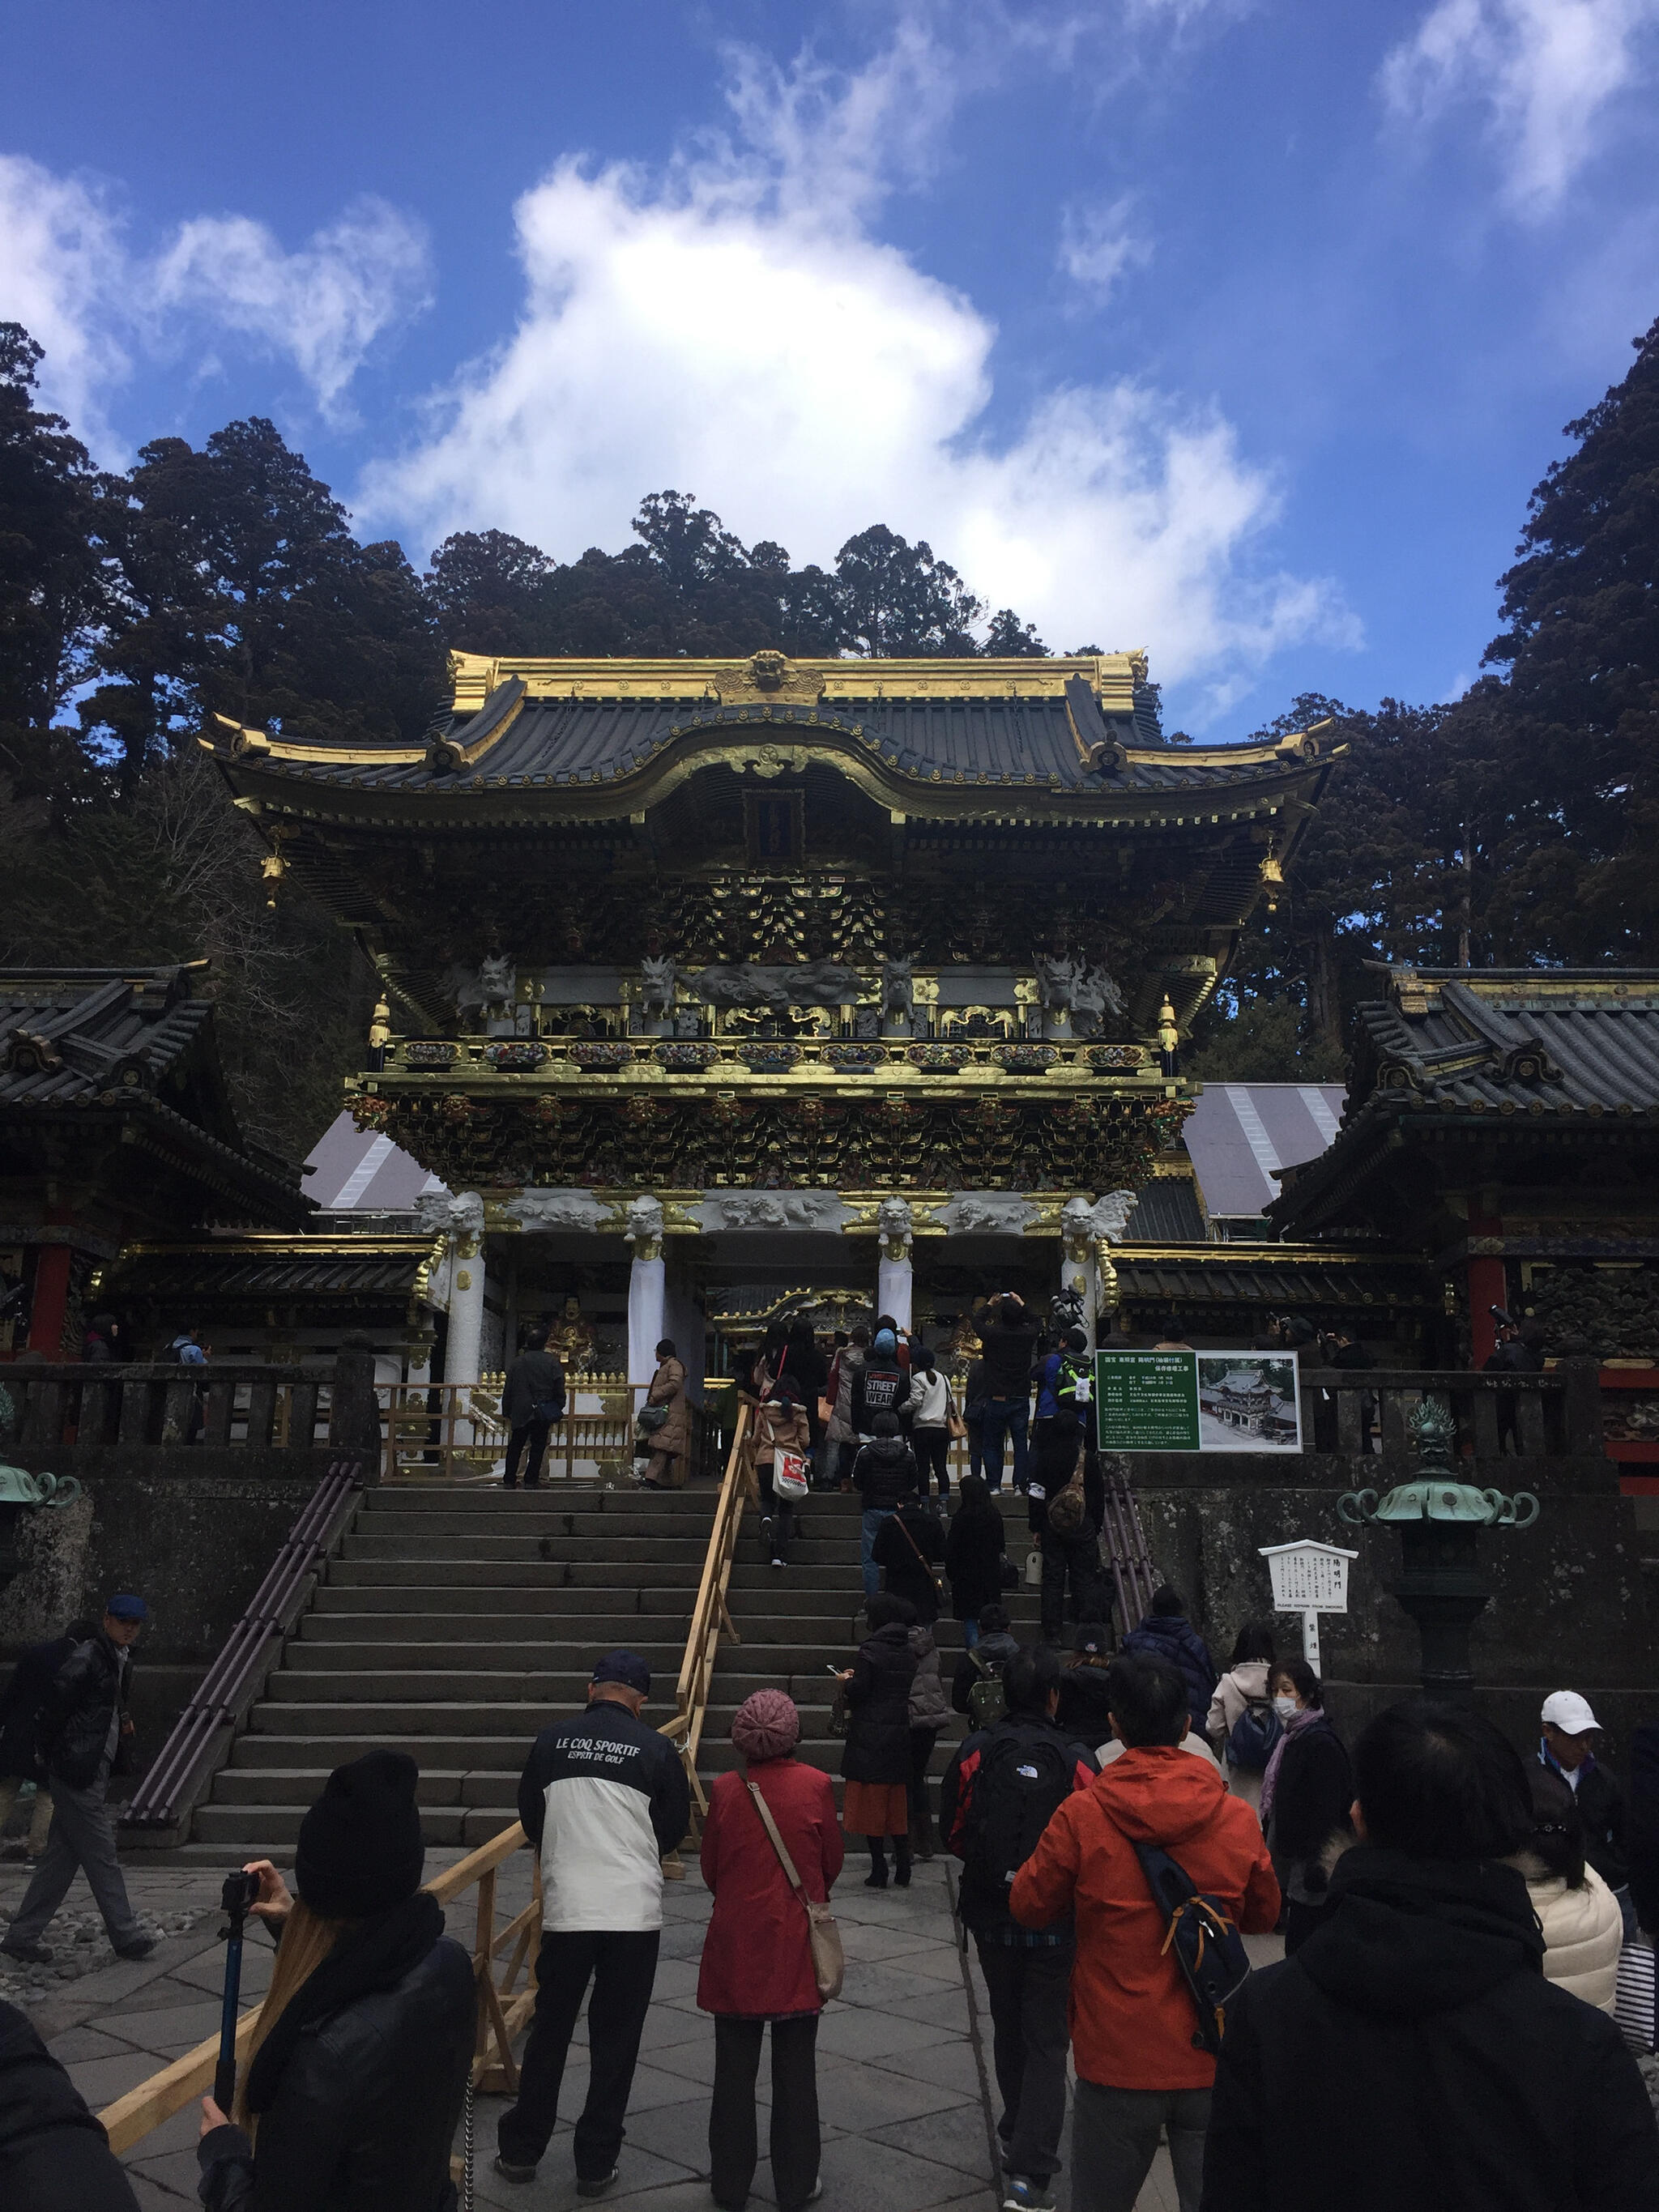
758, 1464, 798, 1561
709, 2014, 820, 2212
505, 1418, 552, 1486
975, 1937, 1073, 2182
965, 1410, 986, 1482
498, 1928, 660, 2176
1071, 2079, 1210, 2212
913, 1427, 950, 1500
981, 1396, 1030, 1490
1041, 1528, 1105, 1643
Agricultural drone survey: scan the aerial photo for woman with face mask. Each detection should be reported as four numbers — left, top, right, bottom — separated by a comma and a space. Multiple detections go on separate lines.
1258, 1660, 1353, 1955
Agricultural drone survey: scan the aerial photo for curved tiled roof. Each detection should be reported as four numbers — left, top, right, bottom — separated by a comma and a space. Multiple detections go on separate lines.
219, 693, 1320, 799
1268, 968, 1659, 1234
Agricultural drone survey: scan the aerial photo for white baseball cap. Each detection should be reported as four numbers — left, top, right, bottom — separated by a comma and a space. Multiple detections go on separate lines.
1541, 1690, 1600, 1735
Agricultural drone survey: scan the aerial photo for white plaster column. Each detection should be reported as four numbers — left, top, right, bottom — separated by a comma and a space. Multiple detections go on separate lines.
876, 1196, 915, 1333
434, 1192, 488, 1448
441, 1193, 487, 1389
1060, 1191, 1137, 1347
625, 1196, 667, 1391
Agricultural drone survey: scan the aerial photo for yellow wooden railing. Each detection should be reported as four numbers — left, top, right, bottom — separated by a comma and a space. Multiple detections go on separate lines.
99, 1403, 755, 2157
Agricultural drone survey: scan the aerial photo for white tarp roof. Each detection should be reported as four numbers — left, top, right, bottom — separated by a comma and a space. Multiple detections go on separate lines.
1183, 1083, 1347, 1221
301, 1113, 448, 1213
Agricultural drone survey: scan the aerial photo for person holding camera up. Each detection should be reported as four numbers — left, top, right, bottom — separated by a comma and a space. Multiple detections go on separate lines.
195, 1750, 475, 2211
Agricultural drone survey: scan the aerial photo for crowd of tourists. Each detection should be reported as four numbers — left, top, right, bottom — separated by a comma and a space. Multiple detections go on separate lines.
5, 1284, 1659, 2210
3, 1592, 1659, 2209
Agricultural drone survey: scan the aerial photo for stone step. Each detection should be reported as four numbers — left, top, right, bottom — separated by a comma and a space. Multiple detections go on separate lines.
326, 1559, 885, 1592
309, 1585, 695, 1619
260, 1665, 899, 1709
339, 1533, 872, 1567
222, 1732, 957, 1780
193, 1801, 512, 1848
214, 1765, 518, 1808
362, 1485, 714, 1513
283, 1639, 693, 1671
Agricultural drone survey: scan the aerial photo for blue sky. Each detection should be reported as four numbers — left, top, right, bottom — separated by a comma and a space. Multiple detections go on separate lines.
4, 0, 1657, 736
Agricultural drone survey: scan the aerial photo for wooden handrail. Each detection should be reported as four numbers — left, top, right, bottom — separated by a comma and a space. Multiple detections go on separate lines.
100, 1411, 753, 2160
99, 1818, 545, 2154
653, 1402, 751, 1819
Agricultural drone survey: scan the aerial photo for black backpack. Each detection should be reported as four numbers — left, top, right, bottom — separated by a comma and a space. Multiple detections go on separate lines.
1132, 1839, 1253, 2055
1226, 1698, 1282, 1774
965, 1725, 1074, 1909
966, 1648, 1008, 1730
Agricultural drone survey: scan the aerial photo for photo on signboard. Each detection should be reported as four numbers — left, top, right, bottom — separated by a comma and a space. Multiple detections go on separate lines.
1196, 1353, 1302, 1453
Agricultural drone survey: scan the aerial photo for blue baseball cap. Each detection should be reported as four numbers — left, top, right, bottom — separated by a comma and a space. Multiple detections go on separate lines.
873, 1328, 897, 1355
106, 1594, 148, 1622
592, 1650, 650, 1695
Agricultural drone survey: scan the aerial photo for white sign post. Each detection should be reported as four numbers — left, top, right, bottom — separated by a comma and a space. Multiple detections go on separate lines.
1258, 1540, 1358, 1672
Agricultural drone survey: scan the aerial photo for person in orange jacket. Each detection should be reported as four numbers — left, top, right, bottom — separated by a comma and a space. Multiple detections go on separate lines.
1009, 1652, 1280, 2212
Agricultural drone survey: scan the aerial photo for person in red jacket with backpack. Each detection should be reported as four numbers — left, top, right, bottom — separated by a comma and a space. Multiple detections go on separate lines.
939, 1647, 1098, 2212
1009, 1653, 1279, 2212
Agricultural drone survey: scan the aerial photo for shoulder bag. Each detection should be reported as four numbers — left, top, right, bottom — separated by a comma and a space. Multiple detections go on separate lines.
894, 1510, 945, 1600
945, 1381, 967, 1443
745, 1780, 845, 2002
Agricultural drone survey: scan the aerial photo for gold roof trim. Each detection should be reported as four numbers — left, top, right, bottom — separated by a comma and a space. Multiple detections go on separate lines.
446, 649, 1150, 711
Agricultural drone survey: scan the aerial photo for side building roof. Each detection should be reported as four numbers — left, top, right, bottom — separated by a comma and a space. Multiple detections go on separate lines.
1269, 967, 1659, 1236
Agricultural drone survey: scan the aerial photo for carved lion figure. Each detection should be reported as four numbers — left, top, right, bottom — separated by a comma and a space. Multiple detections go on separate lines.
639, 957, 678, 1021
876, 1194, 914, 1259
881, 956, 914, 1025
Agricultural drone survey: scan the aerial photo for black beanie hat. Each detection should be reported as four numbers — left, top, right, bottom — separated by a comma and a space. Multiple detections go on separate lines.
294, 1749, 425, 1920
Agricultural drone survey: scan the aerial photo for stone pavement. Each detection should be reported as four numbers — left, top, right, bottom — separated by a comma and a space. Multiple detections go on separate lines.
0, 1838, 1256, 2209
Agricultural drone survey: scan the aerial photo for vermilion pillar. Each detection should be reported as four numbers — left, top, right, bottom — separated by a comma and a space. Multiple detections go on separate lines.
26, 1242, 73, 1357
1466, 1208, 1506, 1368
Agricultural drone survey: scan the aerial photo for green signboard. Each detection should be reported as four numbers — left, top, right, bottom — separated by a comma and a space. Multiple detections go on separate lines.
1094, 1350, 1201, 1451
1094, 1349, 1304, 1455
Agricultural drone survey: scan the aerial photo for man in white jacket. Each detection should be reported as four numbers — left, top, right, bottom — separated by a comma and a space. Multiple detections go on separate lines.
495, 1652, 691, 2196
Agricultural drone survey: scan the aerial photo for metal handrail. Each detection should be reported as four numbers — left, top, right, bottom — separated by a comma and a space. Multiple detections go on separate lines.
1100, 1456, 1158, 1633
119, 1460, 366, 1833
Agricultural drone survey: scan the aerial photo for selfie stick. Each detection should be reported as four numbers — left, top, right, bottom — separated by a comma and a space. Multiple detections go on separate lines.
215, 1873, 253, 2116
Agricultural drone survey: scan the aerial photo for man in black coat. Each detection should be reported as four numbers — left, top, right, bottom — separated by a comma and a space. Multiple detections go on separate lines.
1201, 1699, 1659, 2212
0, 1597, 154, 1965
940, 1647, 1098, 2201
0, 1621, 93, 1860
501, 1325, 567, 1489
979, 1294, 1040, 1493
1540, 1689, 1633, 1935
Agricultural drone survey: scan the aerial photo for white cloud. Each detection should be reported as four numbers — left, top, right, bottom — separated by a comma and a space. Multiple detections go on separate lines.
1059, 196, 1154, 301
0, 157, 430, 451
364, 36, 1354, 701
1381, 0, 1659, 216
0, 155, 130, 449
151, 199, 432, 422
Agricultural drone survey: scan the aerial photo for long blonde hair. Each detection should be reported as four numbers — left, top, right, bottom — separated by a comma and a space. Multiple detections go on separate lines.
234, 1900, 357, 2133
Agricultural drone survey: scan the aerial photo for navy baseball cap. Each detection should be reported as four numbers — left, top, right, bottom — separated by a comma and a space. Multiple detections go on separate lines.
106, 1594, 148, 1622
592, 1650, 650, 1695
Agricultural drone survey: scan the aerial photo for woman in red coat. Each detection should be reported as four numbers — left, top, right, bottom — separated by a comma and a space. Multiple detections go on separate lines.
698, 1690, 843, 2212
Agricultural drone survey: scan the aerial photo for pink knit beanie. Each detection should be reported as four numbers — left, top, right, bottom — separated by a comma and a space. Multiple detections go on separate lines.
731, 1689, 801, 1763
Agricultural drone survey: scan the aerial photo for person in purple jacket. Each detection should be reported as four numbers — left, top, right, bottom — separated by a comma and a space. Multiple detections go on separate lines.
1121, 1587, 1217, 1724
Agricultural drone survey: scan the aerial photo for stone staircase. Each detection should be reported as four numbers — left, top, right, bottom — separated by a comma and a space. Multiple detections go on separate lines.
189, 1478, 1046, 1857
708, 1488, 1043, 1797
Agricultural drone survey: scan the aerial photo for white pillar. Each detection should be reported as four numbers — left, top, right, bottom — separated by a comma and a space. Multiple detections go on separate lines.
625, 1195, 667, 1390
1061, 1192, 1137, 1348
876, 1196, 915, 1333
628, 1259, 667, 1386
441, 1194, 487, 1389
